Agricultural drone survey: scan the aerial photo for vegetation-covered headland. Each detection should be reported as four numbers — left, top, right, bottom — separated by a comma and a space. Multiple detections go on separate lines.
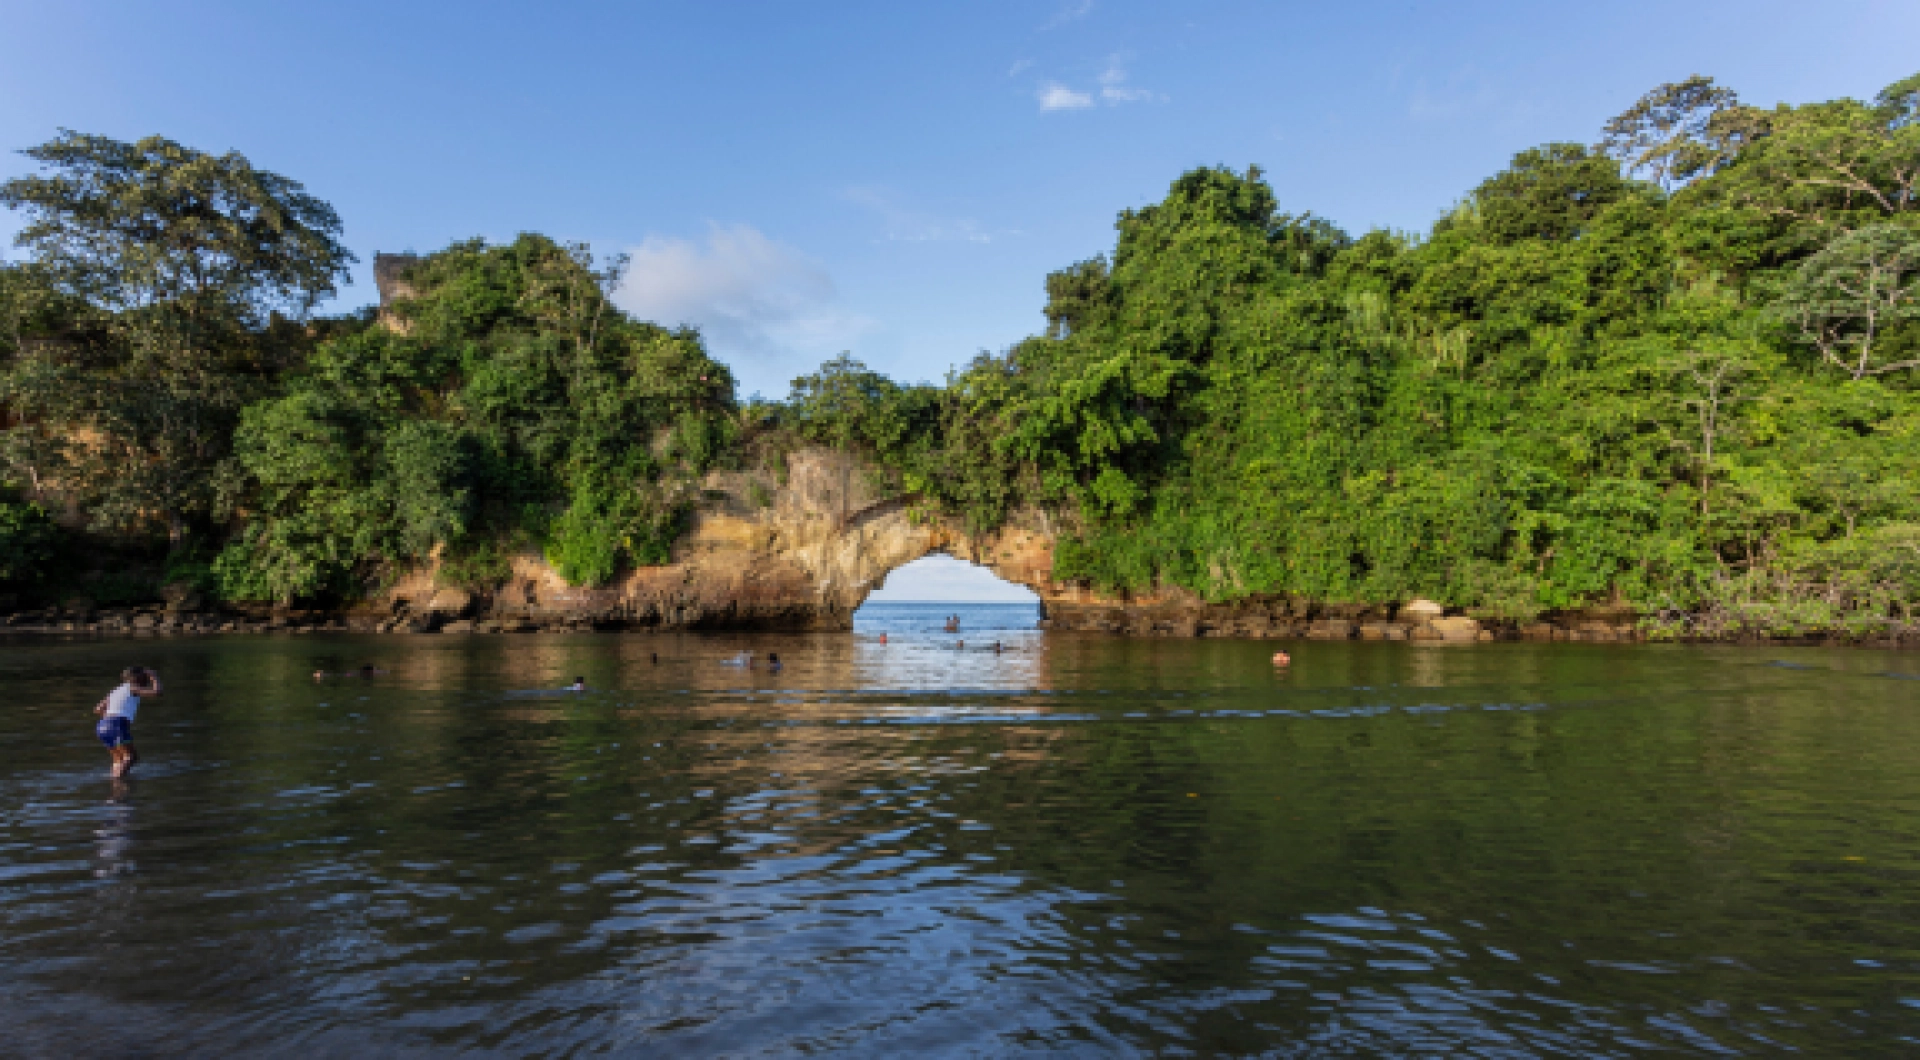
3, 73, 1919, 643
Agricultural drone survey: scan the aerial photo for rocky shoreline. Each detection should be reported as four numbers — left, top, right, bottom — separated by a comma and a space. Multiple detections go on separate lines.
1040, 597, 1650, 643
5, 596, 1913, 649
9, 449, 1910, 649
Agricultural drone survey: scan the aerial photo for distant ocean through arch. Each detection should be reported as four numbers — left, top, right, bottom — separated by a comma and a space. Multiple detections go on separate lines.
853, 599, 1043, 639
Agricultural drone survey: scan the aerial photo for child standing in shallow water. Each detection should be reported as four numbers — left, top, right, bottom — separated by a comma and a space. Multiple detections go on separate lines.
94, 667, 161, 778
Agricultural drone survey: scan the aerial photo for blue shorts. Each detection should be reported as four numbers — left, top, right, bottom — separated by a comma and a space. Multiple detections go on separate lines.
96, 716, 133, 748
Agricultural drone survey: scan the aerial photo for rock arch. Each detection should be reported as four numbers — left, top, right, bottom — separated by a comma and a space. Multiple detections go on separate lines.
377, 445, 1292, 635
381, 447, 1064, 630
652, 448, 1062, 628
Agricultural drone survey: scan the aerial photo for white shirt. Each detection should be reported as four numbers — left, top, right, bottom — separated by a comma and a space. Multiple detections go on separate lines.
103, 682, 142, 722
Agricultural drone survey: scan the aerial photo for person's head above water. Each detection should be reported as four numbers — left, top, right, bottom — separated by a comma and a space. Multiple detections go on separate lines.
121, 666, 149, 685
1272, 651, 1291, 666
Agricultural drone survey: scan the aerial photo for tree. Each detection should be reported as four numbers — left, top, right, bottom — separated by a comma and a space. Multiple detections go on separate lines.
1042, 257, 1110, 339
1709, 79, 1920, 231
1876, 72, 1920, 131
1775, 223, 1920, 379
1666, 346, 1758, 515
787, 353, 916, 525
2, 131, 349, 318
215, 234, 732, 601
0, 132, 353, 551
1462, 144, 1634, 243
0, 496, 57, 585
1599, 75, 1744, 189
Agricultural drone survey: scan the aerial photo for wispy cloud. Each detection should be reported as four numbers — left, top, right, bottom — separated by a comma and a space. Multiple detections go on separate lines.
1033, 55, 1161, 113
1037, 82, 1095, 111
1097, 55, 1156, 103
1007, 58, 1034, 78
615, 223, 875, 388
1040, 0, 1094, 31
844, 187, 1012, 244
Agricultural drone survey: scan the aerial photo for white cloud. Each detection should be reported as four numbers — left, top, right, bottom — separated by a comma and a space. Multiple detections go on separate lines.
1037, 82, 1094, 111
1007, 58, 1034, 78
615, 223, 874, 393
844, 186, 1011, 244
1040, 0, 1094, 30
1033, 56, 1161, 114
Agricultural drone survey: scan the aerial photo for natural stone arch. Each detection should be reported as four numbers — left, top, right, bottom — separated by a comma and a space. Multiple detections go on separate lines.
376, 445, 1227, 635
380, 447, 1065, 630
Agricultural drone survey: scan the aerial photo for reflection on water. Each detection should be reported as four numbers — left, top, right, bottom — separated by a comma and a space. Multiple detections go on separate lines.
91, 784, 136, 878
4, 617, 1920, 1054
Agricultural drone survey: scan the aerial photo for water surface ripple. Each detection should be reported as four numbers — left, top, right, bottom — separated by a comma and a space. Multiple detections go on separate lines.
5, 610, 1920, 1055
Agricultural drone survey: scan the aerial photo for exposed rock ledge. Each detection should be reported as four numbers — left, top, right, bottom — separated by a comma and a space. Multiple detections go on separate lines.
371, 447, 1064, 632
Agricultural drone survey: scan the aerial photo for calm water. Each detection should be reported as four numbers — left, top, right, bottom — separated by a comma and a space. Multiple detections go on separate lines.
6, 603, 1920, 1055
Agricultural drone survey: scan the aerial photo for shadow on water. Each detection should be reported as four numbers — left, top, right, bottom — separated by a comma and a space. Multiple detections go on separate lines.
4, 621, 1920, 1054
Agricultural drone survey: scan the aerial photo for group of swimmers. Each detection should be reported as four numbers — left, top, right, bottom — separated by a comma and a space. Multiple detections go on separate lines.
872, 631, 1004, 652
718, 651, 782, 671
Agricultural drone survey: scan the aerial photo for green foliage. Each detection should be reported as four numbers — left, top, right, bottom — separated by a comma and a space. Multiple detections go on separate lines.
1597, 75, 1744, 189
0, 497, 57, 584
1772, 223, 1920, 378
216, 234, 732, 601
0, 131, 354, 552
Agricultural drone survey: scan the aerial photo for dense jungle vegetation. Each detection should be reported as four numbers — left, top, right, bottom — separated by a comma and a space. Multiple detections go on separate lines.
2, 72, 1918, 636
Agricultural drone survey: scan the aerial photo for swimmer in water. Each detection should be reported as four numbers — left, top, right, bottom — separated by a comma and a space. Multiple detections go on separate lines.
767, 652, 782, 672
356, 665, 386, 678
94, 666, 161, 779
1272, 650, 1291, 667
567, 675, 586, 691
993, 641, 1002, 654
878, 632, 888, 645
651, 652, 658, 665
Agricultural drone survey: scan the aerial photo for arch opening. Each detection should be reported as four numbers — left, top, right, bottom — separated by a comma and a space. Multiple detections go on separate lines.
864, 553, 1040, 604
854, 553, 1042, 634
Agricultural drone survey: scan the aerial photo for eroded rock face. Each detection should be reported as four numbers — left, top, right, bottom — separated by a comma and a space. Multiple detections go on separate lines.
374, 448, 1067, 631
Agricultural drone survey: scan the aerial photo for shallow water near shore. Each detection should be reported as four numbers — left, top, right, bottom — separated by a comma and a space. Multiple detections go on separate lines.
6, 604, 1920, 1055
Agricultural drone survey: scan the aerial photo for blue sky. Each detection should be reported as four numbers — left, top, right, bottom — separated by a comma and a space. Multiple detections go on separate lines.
864, 554, 1042, 603
4, 0, 1916, 402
